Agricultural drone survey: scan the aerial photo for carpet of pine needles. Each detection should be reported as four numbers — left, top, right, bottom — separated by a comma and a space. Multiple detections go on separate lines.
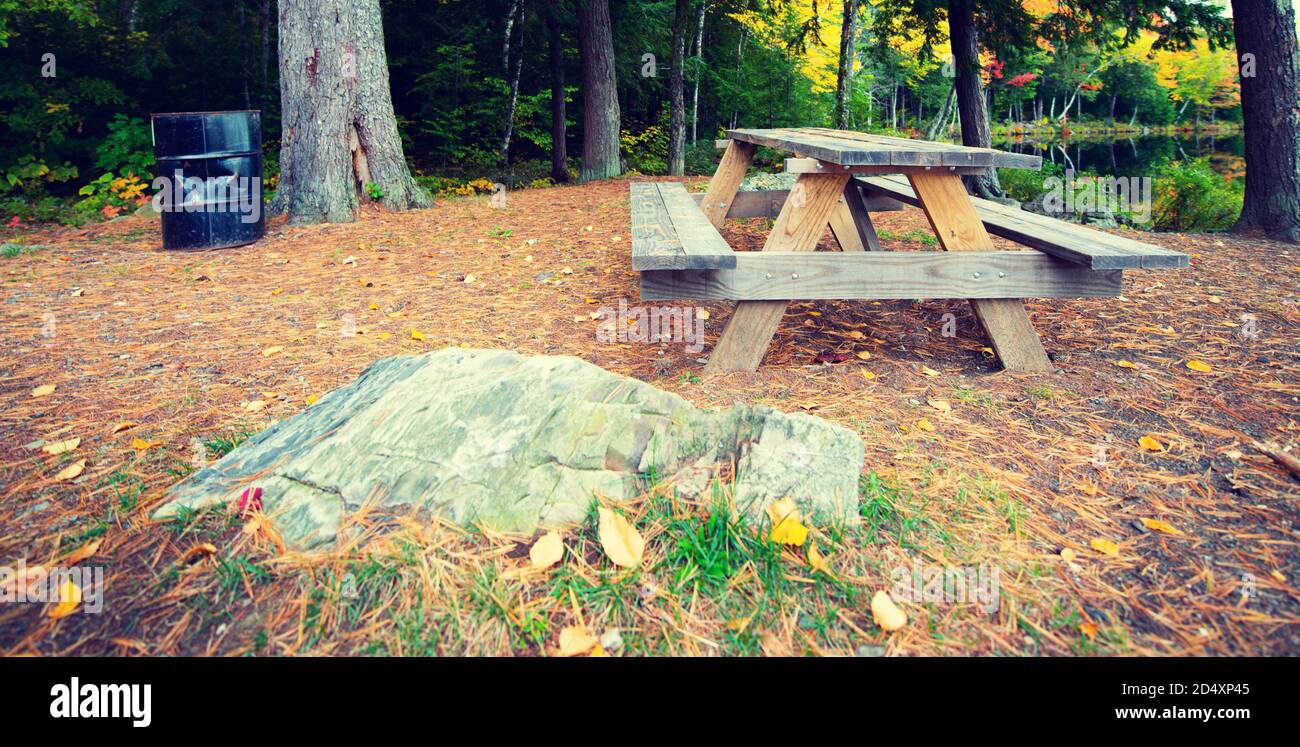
1, 176, 1297, 657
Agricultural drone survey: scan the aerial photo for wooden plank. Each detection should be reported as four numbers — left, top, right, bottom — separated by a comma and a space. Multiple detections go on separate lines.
908, 172, 1054, 373
728, 128, 892, 166
630, 182, 686, 271
691, 188, 903, 219
800, 127, 1043, 170
704, 172, 850, 373
783, 157, 989, 176
828, 181, 882, 251
639, 251, 1123, 300
728, 127, 1041, 169
858, 174, 1189, 269
656, 183, 736, 269
796, 127, 990, 167
700, 140, 756, 227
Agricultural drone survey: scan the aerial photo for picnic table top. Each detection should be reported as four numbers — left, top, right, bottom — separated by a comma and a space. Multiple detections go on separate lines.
726, 127, 1042, 170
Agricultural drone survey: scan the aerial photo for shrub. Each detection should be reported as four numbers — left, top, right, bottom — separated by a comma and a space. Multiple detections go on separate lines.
94, 115, 154, 180
1150, 158, 1242, 232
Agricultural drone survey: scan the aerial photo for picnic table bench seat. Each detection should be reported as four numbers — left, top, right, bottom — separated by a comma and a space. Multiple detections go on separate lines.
856, 174, 1189, 270
631, 182, 735, 270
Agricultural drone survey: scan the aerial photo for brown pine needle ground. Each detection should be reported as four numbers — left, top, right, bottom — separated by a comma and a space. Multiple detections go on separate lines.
1, 177, 1297, 656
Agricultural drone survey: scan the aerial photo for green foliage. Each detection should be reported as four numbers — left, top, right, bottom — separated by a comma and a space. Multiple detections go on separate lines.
365, 182, 385, 201
1151, 158, 1242, 232
94, 114, 153, 179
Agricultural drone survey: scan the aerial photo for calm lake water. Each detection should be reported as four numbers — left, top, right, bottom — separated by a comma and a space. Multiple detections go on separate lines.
994, 133, 1245, 181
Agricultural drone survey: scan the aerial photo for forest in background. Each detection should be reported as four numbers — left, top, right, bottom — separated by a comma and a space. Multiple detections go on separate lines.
0, 0, 1272, 231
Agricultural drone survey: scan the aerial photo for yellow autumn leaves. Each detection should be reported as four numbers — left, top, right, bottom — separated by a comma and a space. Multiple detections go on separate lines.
526, 507, 646, 573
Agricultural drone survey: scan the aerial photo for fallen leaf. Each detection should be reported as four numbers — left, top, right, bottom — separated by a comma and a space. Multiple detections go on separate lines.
814, 349, 850, 364
920, 366, 941, 378
242, 400, 267, 412
463, 273, 476, 284
305, 394, 319, 405
696, 309, 709, 320
42, 438, 80, 456
61, 538, 101, 565
766, 497, 808, 546
1080, 621, 1098, 640
109, 421, 137, 434
31, 384, 56, 397
55, 459, 86, 481
1060, 548, 1077, 562
1185, 359, 1212, 373
557, 626, 599, 657
860, 370, 876, 380
926, 399, 951, 414
183, 543, 218, 564
807, 543, 831, 574
915, 418, 936, 433
411, 329, 425, 341
1140, 518, 1183, 535
271, 287, 283, 296
1138, 434, 1166, 452
597, 507, 644, 568
529, 531, 564, 570
1091, 538, 1120, 556
238, 487, 263, 513
871, 590, 907, 631
132, 437, 161, 451
1115, 360, 1138, 369
47, 579, 81, 619
260, 345, 283, 357
856, 351, 871, 360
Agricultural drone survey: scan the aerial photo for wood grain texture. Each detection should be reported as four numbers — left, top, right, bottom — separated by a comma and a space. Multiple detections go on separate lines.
639, 251, 1123, 300
691, 189, 902, 219
827, 181, 882, 251
700, 140, 756, 227
629, 182, 735, 270
859, 174, 1189, 269
908, 172, 1054, 373
704, 172, 850, 373
782, 157, 989, 175
656, 183, 736, 267
725, 127, 1042, 169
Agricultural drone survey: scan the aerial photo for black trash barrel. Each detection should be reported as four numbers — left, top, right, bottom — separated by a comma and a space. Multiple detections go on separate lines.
151, 110, 264, 250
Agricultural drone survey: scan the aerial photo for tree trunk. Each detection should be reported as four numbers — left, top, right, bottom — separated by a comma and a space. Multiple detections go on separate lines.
947, 0, 1002, 198
499, 0, 528, 167
1231, 0, 1300, 242
578, 0, 622, 181
668, 0, 688, 175
271, 0, 431, 224
547, 4, 569, 182
690, 0, 708, 144
833, 0, 860, 129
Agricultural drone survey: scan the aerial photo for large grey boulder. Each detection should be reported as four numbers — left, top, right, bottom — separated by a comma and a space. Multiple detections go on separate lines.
154, 349, 863, 548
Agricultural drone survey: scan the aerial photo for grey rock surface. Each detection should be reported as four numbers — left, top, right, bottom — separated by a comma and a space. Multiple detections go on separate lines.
154, 349, 863, 548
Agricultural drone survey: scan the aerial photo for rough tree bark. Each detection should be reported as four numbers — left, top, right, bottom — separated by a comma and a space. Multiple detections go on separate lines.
668, 0, 689, 175
1230, 0, 1300, 243
947, 0, 1003, 199
547, 3, 569, 182
578, 0, 622, 181
271, 0, 431, 224
834, 0, 860, 129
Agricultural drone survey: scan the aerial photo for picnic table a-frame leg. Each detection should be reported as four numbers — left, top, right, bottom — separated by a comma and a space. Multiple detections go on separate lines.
704, 172, 850, 373
828, 181, 882, 252
907, 172, 1054, 373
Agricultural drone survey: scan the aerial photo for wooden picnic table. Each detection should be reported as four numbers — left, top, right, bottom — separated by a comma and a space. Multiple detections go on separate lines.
630, 126, 1188, 373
